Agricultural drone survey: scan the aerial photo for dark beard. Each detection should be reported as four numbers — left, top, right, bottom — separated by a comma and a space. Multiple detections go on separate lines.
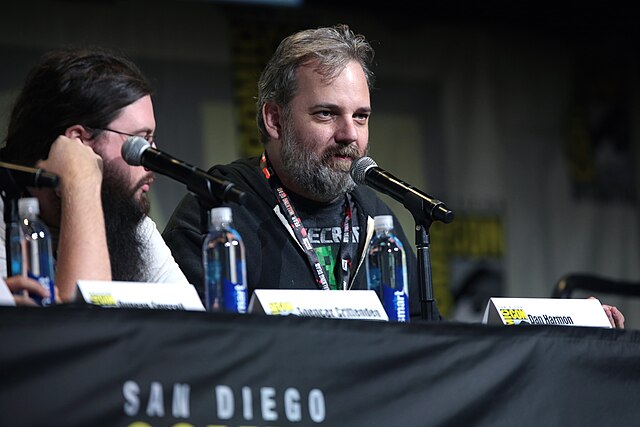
280, 119, 361, 202
101, 164, 150, 282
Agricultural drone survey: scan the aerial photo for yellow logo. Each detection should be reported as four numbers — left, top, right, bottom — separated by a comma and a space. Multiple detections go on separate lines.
499, 308, 528, 325
268, 301, 295, 315
89, 293, 117, 307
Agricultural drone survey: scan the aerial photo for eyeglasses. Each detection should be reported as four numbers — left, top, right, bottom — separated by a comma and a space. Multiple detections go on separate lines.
91, 127, 155, 144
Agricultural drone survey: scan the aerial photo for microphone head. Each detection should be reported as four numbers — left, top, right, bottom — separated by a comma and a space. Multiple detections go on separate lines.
34, 169, 60, 188
121, 136, 150, 166
0, 161, 59, 189
350, 156, 378, 185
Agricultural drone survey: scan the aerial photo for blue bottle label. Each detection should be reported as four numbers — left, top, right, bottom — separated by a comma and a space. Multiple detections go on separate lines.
222, 278, 247, 314
209, 257, 247, 314
381, 285, 410, 322
27, 271, 55, 307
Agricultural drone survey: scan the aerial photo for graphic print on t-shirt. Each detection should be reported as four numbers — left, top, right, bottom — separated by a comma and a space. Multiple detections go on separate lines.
307, 225, 360, 290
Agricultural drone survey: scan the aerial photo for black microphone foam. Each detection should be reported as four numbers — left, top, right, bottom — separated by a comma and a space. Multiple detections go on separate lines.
0, 161, 59, 190
350, 156, 454, 224
121, 137, 246, 205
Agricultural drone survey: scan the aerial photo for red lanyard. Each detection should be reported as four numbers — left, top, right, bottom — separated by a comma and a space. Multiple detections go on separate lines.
261, 153, 354, 290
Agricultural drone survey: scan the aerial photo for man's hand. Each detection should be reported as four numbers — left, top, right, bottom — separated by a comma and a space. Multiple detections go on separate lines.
3, 275, 60, 306
602, 303, 625, 329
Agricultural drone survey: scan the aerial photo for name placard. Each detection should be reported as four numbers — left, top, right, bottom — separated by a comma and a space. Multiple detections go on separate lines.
249, 289, 389, 321
482, 297, 612, 328
76, 280, 205, 311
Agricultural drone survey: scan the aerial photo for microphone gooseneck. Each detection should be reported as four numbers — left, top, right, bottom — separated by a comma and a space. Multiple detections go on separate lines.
0, 161, 59, 190
350, 156, 454, 224
121, 137, 246, 205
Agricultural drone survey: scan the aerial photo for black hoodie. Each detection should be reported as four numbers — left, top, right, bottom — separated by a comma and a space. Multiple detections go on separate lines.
163, 157, 439, 319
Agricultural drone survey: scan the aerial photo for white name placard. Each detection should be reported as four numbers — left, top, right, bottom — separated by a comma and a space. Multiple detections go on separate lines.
249, 289, 389, 321
76, 280, 205, 311
482, 297, 612, 328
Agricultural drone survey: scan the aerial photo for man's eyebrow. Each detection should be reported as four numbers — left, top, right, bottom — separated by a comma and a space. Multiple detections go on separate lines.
311, 103, 371, 114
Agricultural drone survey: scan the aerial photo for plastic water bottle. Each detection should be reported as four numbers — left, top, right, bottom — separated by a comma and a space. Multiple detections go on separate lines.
202, 207, 248, 313
4, 198, 25, 277
366, 215, 410, 322
18, 197, 55, 306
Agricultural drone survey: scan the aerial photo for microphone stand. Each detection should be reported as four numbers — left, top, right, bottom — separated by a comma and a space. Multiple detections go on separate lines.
415, 220, 437, 321
402, 193, 443, 322
198, 197, 211, 235
192, 176, 247, 235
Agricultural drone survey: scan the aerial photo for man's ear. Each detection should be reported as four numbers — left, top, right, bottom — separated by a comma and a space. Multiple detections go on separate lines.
263, 102, 283, 140
64, 125, 93, 145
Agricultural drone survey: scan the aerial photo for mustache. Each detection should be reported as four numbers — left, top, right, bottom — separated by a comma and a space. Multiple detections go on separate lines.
135, 172, 155, 190
322, 145, 361, 162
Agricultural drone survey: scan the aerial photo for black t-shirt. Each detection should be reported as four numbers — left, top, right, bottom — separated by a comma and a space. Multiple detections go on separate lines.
288, 192, 361, 290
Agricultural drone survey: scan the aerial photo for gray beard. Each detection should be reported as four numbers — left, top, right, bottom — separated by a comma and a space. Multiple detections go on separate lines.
280, 122, 360, 202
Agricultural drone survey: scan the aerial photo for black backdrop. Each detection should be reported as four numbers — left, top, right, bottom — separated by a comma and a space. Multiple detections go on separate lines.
1, 306, 639, 426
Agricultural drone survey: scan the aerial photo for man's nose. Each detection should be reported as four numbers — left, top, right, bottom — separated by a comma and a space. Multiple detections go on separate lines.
335, 117, 359, 145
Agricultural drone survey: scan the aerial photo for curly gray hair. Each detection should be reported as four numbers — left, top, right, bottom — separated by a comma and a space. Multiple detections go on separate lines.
256, 24, 375, 144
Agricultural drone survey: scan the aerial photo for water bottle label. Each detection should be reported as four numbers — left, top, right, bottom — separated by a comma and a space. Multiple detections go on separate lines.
27, 271, 55, 307
381, 286, 410, 322
222, 278, 247, 313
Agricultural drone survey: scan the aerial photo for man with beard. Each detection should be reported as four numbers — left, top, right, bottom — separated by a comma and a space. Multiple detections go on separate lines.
163, 24, 436, 319
0, 47, 188, 302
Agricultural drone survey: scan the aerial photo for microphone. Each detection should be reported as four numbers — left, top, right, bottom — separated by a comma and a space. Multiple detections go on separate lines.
0, 161, 59, 190
121, 137, 246, 205
350, 156, 454, 224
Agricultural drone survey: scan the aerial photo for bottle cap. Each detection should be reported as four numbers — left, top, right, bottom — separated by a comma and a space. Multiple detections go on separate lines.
18, 197, 40, 217
210, 206, 233, 225
373, 215, 393, 231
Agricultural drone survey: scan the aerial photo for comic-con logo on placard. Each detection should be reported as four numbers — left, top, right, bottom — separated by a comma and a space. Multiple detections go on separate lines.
499, 308, 529, 325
